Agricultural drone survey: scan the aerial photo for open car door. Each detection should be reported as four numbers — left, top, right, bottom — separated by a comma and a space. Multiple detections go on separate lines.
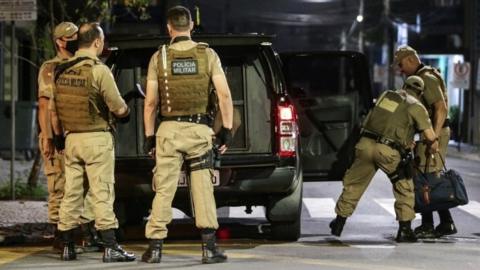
280, 51, 373, 181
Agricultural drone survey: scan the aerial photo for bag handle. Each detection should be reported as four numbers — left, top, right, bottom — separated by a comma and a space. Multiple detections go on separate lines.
423, 152, 430, 174
437, 152, 448, 171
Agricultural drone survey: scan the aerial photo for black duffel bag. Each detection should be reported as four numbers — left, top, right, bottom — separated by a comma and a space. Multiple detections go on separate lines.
414, 154, 469, 213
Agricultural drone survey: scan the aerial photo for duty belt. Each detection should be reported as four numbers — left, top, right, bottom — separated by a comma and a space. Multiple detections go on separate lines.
162, 114, 210, 125
67, 128, 110, 134
361, 132, 405, 154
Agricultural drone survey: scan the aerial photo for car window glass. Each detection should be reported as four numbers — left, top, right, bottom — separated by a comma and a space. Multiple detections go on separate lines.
283, 55, 360, 98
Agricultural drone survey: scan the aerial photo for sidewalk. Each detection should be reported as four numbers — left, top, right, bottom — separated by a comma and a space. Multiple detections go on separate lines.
0, 201, 50, 245
0, 158, 50, 245
447, 141, 480, 162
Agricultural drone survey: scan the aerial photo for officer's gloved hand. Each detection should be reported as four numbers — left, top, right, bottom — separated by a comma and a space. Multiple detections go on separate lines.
116, 107, 131, 124
116, 113, 130, 124
215, 126, 233, 147
143, 135, 156, 155
53, 134, 65, 151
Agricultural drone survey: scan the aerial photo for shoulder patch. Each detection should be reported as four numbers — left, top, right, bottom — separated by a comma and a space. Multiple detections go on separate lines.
40, 62, 57, 83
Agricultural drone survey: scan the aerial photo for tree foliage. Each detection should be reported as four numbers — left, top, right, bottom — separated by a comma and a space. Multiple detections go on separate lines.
33, 0, 154, 63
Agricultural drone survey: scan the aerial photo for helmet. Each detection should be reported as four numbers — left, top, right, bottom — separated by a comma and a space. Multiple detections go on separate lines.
403, 75, 424, 93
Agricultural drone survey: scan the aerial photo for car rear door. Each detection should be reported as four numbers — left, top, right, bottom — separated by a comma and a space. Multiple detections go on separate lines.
280, 52, 373, 181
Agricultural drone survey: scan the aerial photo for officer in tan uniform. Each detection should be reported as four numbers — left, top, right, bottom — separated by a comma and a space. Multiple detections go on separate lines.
38, 22, 100, 253
394, 45, 455, 238
329, 76, 439, 242
142, 5, 233, 264
50, 23, 135, 263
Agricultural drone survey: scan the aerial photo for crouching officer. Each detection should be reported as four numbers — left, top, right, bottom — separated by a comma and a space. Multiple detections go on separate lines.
142, 5, 233, 264
330, 76, 439, 242
50, 22, 135, 262
38, 21, 101, 254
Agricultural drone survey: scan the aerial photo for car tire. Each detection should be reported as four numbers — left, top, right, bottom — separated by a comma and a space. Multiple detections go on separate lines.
266, 172, 303, 241
270, 218, 301, 241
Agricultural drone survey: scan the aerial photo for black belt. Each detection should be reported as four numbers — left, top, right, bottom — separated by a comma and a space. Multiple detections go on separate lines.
361, 132, 405, 154
443, 118, 450, 128
67, 128, 110, 134
162, 114, 210, 125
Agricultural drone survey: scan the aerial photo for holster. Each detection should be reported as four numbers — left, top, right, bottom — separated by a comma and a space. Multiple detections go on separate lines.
387, 152, 415, 184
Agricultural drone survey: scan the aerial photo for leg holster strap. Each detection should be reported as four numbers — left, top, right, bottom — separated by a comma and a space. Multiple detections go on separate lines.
387, 170, 405, 184
186, 150, 214, 171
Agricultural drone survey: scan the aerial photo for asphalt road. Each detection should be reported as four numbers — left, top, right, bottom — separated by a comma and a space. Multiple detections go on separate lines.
0, 156, 479, 269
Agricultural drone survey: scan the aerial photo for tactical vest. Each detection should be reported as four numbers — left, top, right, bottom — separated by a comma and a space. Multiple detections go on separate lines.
416, 65, 448, 115
362, 90, 418, 148
54, 58, 110, 132
156, 43, 211, 117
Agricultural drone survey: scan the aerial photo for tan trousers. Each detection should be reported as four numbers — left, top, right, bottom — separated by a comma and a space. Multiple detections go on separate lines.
145, 121, 218, 239
58, 132, 118, 231
415, 127, 450, 173
39, 137, 65, 224
335, 137, 416, 221
39, 137, 95, 225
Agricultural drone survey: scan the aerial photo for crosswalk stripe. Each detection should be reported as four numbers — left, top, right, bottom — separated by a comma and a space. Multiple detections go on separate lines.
172, 208, 186, 219
374, 198, 420, 220
303, 198, 336, 218
228, 206, 265, 218
169, 198, 480, 220
458, 200, 480, 218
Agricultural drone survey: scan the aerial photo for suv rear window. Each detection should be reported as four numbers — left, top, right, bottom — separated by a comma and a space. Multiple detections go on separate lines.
282, 54, 365, 97
110, 44, 272, 156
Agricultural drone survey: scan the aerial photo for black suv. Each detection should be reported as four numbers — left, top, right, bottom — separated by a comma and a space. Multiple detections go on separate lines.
106, 34, 303, 241
280, 51, 373, 181
106, 35, 373, 241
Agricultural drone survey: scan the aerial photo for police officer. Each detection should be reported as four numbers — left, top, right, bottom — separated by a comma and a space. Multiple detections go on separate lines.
50, 23, 135, 262
38, 22, 101, 253
330, 76, 439, 242
142, 5, 233, 264
394, 46, 455, 238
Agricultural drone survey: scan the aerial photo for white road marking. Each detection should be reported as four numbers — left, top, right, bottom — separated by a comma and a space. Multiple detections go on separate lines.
170, 197, 480, 221
458, 200, 480, 218
172, 208, 186, 219
303, 198, 337, 218
351, 245, 396, 249
374, 198, 420, 220
228, 206, 266, 218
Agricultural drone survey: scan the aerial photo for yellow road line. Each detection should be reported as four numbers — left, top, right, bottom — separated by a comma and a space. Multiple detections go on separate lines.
0, 247, 47, 267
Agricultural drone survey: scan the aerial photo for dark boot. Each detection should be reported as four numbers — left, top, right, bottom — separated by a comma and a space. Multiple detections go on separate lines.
100, 229, 136, 263
60, 229, 77, 261
329, 215, 347, 237
141, 239, 163, 263
201, 229, 227, 264
434, 222, 457, 237
81, 221, 102, 252
436, 210, 457, 237
51, 226, 62, 253
396, 221, 417, 243
414, 223, 435, 239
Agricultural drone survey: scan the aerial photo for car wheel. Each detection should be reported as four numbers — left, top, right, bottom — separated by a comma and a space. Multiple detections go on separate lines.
270, 218, 301, 241
266, 172, 303, 241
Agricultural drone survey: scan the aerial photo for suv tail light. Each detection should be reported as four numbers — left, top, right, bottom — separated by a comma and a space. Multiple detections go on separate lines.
276, 98, 298, 158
